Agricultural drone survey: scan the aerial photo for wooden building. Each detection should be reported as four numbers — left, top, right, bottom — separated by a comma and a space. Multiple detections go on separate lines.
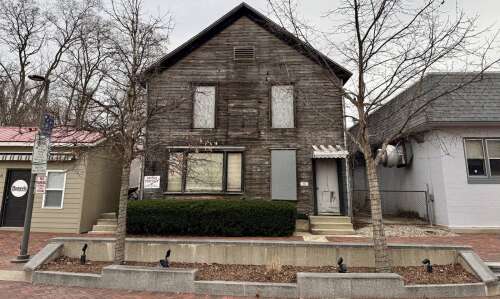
143, 3, 353, 227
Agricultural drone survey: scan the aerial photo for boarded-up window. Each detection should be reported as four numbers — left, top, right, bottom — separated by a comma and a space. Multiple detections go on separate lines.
186, 153, 223, 191
193, 86, 216, 128
271, 85, 294, 128
271, 150, 297, 200
227, 153, 242, 192
167, 153, 183, 192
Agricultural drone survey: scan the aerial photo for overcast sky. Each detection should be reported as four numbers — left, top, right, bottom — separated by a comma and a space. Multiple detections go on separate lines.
143, 0, 500, 53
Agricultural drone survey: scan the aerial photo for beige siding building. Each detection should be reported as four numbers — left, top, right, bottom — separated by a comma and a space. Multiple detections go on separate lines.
0, 127, 122, 233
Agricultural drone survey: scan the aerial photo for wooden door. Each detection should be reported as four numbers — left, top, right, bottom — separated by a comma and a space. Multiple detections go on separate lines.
315, 159, 340, 215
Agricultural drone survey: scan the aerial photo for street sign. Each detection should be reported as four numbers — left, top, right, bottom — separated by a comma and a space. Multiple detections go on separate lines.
35, 175, 47, 194
32, 134, 50, 174
41, 114, 55, 138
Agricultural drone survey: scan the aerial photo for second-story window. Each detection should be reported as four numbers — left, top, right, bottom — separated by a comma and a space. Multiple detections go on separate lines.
193, 86, 216, 128
271, 85, 294, 128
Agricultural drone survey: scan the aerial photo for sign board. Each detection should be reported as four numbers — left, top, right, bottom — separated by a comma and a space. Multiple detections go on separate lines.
300, 181, 309, 187
35, 175, 47, 194
32, 134, 50, 174
144, 176, 160, 189
11, 180, 28, 197
41, 114, 55, 137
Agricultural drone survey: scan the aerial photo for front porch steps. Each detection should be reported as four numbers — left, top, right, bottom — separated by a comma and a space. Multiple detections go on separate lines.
88, 212, 117, 234
486, 262, 500, 280
309, 216, 355, 235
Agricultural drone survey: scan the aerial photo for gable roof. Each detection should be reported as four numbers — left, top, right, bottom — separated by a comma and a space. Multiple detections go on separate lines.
0, 127, 105, 147
144, 2, 352, 83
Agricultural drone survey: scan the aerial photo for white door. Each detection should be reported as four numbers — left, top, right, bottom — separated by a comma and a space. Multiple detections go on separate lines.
315, 159, 340, 215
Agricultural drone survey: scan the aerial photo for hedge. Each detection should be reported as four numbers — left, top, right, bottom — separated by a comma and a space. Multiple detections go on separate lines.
127, 199, 296, 237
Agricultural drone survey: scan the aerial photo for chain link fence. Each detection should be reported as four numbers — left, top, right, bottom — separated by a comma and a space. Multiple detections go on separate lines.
353, 189, 433, 224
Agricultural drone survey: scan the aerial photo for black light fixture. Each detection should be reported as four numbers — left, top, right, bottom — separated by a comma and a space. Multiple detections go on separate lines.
80, 243, 88, 265
337, 257, 347, 273
422, 258, 433, 273
160, 249, 171, 268
28, 74, 46, 82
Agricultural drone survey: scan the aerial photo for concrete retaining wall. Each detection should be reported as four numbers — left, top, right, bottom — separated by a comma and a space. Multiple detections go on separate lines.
52, 237, 466, 267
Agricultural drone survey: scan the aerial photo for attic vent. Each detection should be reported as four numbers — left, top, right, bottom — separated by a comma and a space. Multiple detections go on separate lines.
234, 46, 255, 61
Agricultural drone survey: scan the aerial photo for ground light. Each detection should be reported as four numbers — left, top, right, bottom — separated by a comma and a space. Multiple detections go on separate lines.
337, 257, 347, 273
160, 249, 171, 268
80, 244, 88, 265
423, 258, 433, 273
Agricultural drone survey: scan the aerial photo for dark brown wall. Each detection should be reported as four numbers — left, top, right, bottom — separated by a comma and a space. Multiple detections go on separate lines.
144, 16, 345, 214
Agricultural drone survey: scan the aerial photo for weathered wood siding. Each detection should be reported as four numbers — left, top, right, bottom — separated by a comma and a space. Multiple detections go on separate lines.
145, 16, 345, 213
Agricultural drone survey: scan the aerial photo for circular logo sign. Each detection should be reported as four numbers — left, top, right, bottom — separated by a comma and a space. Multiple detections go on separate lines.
11, 180, 28, 198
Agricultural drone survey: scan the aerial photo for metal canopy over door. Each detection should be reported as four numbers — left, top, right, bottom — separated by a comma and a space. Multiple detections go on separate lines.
315, 159, 340, 215
1, 169, 31, 227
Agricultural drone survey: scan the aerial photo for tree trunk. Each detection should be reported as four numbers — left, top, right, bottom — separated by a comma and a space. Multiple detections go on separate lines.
366, 158, 391, 272
113, 158, 131, 264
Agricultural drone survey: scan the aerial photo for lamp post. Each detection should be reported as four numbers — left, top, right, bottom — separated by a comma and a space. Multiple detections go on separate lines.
12, 75, 51, 263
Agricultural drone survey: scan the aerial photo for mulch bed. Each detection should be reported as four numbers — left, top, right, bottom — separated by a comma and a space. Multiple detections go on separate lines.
38, 256, 479, 285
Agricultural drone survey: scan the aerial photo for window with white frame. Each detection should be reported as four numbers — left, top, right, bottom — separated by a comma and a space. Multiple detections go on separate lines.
193, 86, 216, 129
43, 171, 66, 208
271, 85, 294, 128
464, 138, 500, 179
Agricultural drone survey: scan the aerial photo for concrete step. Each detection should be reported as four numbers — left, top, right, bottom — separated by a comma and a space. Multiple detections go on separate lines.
310, 223, 354, 230
96, 218, 117, 226
486, 262, 500, 273
309, 216, 351, 224
310, 228, 356, 235
91, 224, 117, 232
100, 212, 117, 219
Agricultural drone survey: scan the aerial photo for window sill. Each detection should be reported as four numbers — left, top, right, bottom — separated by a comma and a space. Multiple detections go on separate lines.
467, 177, 500, 184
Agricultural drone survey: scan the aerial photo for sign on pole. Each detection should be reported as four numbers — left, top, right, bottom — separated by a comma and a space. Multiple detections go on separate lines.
32, 134, 50, 174
35, 175, 47, 194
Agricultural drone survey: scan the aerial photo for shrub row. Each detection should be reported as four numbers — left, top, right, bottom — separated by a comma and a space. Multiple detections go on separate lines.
127, 199, 297, 237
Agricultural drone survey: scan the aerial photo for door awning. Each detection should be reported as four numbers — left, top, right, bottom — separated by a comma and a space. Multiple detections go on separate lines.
312, 145, 349, 159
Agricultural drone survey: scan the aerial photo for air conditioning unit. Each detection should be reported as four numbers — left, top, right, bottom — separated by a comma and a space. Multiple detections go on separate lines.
378, 140, 413, 168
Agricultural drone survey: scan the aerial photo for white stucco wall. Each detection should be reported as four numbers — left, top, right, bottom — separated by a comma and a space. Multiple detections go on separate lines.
438, 127, 500, 229
354, 127, 500, 229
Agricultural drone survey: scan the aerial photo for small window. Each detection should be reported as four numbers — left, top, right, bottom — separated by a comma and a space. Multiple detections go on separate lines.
167, 153, 183, 192
43, 171, 66, 208
465, 139, 486, 176
271, 85, 294, 128
193, 86, 215, 129
227, 153, 242, 192
487, 140, 500, 176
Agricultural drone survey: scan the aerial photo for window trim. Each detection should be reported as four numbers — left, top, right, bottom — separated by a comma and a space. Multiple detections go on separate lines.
41, 170, 67, 209
464, 138, 500, 184
165, 151, 244, 194
191, 83, 217, 130
270, 84, 296, 129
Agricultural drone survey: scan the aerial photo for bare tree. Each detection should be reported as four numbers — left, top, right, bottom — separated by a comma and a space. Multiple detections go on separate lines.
0, 0, 99, 125
86, 0, 172, 265
268, 0, 499, 272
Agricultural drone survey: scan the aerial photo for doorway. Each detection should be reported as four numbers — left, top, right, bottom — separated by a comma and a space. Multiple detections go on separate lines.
315, 159, 340, 215
1, 169, 31, 227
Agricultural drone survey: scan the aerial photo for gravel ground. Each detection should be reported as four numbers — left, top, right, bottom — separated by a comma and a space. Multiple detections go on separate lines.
39, 257, 478, 285
356, 224, 458, 237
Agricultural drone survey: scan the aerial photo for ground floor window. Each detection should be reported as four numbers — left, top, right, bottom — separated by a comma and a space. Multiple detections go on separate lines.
464, 138, 500, 180
42, 171, 66, 208
166, 151, 243, 193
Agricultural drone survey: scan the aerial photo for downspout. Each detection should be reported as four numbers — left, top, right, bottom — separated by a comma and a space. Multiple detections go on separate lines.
341, 80, 353, 217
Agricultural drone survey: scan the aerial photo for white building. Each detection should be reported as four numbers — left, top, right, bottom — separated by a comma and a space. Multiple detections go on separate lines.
352, 73, 500, 232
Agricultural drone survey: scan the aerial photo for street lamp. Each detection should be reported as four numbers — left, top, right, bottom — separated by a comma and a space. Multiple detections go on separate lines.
12, 74, 52, 263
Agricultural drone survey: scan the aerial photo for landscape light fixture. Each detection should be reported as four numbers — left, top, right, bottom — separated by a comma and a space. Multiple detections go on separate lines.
80, 244, 88, 265
160, 249, 171, 268
337, 257, 347, 273
422, 258, 433, 273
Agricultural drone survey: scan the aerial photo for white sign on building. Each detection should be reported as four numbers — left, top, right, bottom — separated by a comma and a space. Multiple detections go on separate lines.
144, 176, 161, 189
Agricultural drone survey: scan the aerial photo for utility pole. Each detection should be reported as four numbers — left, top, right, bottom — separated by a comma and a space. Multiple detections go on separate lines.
12, 75, 53, 263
